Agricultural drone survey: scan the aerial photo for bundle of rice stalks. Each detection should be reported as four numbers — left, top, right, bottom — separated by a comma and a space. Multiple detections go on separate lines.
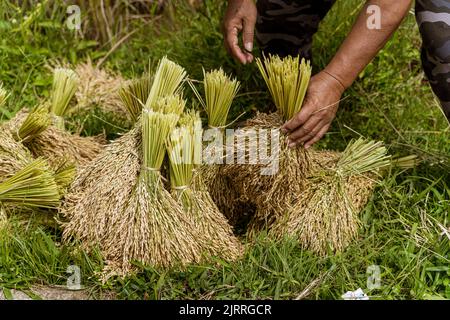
1, 68, 104, 169
268, 138, 392, 254
75, 61, 128, 119
145, 57, 187, 110
119, 73, 153, 122
222, 55, 312, 225
0, 158, 60, 209
13, 104, 51, 142
167, 111, 242, 260
189, 68, 244, 224
62, 106, 201, 277
50, 68, 79, 129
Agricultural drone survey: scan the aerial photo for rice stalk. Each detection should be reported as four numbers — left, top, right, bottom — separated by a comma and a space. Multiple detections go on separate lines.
50, 68, 79, 129
218, 56, 311, 226
256, 54, 311, 121
144, 57, 187, 111
119, 73, 153, 121
0, 158, 60, 209
14, 104, 51, 142
0, 205, 7, 230
167, 111, 242, 260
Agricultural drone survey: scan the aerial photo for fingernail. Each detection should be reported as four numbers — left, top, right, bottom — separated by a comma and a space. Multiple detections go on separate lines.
281, 128, 287, 133
244, 42, 253, 52
304, 144, 310, 150
288, 142, 296, 148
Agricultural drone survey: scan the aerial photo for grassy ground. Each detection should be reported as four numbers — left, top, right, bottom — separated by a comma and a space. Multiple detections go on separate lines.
0, 0, 449, 300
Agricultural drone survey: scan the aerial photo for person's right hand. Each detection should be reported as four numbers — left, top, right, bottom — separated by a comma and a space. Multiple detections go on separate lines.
223, 0, 257, 64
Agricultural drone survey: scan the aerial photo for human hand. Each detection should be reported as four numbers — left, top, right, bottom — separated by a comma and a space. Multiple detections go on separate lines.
281, 71, 345, 149
222, 0, 257, 64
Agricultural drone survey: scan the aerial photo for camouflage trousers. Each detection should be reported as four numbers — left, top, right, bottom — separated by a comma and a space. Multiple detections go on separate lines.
256, 0, 450, 120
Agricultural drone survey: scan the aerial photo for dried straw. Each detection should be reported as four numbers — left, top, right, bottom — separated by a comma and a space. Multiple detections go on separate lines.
167, 111, 242, 260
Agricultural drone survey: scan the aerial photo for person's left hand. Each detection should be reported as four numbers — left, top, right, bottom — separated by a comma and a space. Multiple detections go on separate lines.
281, 71, 345, 149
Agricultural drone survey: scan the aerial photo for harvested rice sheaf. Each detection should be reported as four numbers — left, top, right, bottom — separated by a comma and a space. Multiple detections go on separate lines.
3, 109, 104, 168
62, 108, 205, 277
222, 111, 312, 228
189, 68, 245, 224
268, 138, 391, 254
167, 111, 243, 260
1, 67, 105, 169
220, 55, 312, 225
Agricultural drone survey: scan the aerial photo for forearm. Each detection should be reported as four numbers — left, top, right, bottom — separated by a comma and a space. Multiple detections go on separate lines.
325, 0, 412, 89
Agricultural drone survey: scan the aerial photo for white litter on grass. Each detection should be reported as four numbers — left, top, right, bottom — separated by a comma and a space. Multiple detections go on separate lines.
341, 288, 369, 300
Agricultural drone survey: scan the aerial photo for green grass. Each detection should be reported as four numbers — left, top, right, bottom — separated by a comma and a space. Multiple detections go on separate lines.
0, 0, 449, 300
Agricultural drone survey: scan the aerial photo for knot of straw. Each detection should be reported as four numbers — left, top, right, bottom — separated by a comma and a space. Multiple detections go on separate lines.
172, 185, 189, 191
144, 167, 160, 172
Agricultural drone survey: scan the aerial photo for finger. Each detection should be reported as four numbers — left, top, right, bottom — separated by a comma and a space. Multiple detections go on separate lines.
304, 124, 330, 149
286, 116, 321, 143
296, 119, 326, 144
225, 26, 247, 64
242, 17, 255, 63
281, 100, 314, 133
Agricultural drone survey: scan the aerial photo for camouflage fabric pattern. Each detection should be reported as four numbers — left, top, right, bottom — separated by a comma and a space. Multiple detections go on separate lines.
256, 0, 450, 120
416, 0, 450, 119
255, 0, 335, 59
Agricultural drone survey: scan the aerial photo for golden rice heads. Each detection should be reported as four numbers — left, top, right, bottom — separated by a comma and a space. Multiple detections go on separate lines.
269, 174, 376, 255
62, 127, 141, 245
